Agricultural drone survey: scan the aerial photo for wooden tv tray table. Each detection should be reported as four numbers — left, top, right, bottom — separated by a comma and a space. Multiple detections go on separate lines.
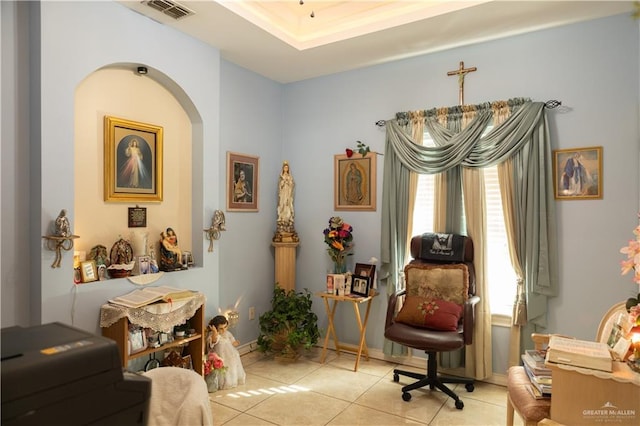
316, 291, 377, 372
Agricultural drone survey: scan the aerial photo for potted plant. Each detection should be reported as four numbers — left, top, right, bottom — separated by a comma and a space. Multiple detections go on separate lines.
257, 285, 320, 361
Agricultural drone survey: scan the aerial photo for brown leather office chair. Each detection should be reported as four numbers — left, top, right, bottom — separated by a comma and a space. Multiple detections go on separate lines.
384, 233, 480, 409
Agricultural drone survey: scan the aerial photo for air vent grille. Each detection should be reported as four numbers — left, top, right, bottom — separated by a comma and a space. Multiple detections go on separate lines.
143, 0, 194, 20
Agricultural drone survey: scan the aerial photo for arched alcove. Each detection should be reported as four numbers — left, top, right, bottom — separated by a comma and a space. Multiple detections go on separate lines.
74, 63, 204, 277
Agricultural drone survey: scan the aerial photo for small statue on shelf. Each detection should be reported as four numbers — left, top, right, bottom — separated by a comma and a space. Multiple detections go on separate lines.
54, 209, 71, 238
159, 227, 184, 271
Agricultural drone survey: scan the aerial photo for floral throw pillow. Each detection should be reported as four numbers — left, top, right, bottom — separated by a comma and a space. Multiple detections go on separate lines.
395, 296, 463, 331
404, 263, 469, 304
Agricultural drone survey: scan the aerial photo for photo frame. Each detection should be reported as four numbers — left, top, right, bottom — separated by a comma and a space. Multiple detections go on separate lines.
553, 146, 602, 200
80, 260, 98, 283
350, 274, 371, 297
128, 327, 147, 355
104, 116, 163, 202
334, 152, 376, 211
226, 152, 259, 211
355, 262, 377, 290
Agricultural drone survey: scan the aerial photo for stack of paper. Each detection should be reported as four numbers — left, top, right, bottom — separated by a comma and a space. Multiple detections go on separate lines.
546, 335, 612, 372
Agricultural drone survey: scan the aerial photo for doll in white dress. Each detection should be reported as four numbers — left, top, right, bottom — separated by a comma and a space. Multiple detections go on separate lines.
207, 315, 246, 389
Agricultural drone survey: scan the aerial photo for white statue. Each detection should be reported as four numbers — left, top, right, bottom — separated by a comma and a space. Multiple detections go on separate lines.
276, 161, 295, 233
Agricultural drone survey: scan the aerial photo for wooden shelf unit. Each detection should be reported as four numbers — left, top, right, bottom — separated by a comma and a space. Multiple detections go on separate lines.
101, 303, 205, 375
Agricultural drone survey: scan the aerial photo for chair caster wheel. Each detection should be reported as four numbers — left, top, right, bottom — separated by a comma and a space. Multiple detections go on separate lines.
402, 392, 412, 402
465, 383, 474, 392
455, 399, 464, 410
393, 373, 399, 382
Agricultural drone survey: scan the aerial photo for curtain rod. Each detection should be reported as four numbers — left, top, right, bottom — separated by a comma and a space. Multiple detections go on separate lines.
375, 99, 562, 127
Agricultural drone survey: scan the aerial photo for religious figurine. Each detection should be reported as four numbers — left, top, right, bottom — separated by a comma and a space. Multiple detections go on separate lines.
54, 209, 71, 237
204, 210, 226, 252
273, 161, 298, 242
148, 244, 160, 273
159, 227, 184, 271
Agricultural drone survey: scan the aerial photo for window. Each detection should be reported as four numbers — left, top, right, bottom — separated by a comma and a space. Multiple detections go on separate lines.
411, 131, 516, 317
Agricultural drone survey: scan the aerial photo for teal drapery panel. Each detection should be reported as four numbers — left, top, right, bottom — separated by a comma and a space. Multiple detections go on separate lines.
381, 122, 412, 356
507, 115, 559, 353
381, 99, 558, 356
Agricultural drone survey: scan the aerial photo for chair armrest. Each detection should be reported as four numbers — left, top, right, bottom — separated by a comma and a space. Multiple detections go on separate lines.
463, 295, 480, 345
385, 288, 406, 330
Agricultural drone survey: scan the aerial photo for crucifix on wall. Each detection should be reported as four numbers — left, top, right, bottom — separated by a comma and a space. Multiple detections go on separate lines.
447, 61, 477, 105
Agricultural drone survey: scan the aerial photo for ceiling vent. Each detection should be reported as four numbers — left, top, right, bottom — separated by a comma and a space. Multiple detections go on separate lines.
143, 0, 194, 20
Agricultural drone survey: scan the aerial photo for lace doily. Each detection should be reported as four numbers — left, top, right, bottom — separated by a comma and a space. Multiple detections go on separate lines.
100, 293, 205, 333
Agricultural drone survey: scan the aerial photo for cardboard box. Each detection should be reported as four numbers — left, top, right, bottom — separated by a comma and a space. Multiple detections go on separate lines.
549, 362, 639, 425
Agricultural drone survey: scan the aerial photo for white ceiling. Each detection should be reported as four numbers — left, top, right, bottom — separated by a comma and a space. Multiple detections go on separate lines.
119, 1, 635, 83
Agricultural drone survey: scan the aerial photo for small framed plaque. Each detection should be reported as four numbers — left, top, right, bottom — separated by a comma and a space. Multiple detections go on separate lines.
128, 207, 147, 228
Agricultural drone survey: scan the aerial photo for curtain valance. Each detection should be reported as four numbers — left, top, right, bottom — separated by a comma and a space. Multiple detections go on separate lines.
386, 98, 545, 173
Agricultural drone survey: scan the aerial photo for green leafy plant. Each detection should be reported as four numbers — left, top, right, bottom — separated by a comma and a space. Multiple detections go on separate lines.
257, 285, 320, 359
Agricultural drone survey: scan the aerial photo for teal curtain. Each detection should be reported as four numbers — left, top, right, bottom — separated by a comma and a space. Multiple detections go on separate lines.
381, 99, 558, 355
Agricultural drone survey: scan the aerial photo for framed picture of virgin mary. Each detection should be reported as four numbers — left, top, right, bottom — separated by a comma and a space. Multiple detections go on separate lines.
553, 146, 602, 200
334, 152, 376, 211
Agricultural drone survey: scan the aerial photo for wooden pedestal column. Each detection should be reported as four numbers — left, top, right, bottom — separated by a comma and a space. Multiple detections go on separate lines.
272, 241, 299, 292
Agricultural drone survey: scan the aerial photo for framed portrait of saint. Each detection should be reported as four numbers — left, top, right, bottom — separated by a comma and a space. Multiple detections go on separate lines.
226, 152, 259, 212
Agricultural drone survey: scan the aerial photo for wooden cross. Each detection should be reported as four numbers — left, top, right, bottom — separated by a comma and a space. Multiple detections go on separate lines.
447, 61, 477, 105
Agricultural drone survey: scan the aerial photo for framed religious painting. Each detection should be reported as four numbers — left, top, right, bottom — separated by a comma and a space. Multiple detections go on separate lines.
334, 152, 377, 211
104, 116, 163, 202
553, 146, 602, 200
226, 152, 259, 212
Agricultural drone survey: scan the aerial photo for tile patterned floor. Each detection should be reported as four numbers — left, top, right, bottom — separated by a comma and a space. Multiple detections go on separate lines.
208, 349, 521, 426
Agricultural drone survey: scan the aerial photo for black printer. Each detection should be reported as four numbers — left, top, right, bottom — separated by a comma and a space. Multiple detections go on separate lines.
1, 322, 150, 426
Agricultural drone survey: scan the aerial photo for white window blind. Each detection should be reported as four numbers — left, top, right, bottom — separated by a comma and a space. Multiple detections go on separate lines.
412, 130, 516, 317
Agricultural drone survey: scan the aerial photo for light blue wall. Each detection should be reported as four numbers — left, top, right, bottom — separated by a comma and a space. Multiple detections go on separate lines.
279, 14, 640, 354
2, 1, 223, 335
2, 1, 639, 377
218, 60, 284, 344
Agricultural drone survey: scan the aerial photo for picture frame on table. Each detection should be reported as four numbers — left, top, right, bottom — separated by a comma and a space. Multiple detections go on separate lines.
350, 275, 371, 297
334, 152, 377, 211
80, 260, 98, 283
104, 116, 163, 202
553, 146, 602, 200
226, 151, 259, 212
355, 262, 376, 289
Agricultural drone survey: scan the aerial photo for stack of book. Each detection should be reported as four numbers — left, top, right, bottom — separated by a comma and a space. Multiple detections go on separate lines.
521, 349, 552, 399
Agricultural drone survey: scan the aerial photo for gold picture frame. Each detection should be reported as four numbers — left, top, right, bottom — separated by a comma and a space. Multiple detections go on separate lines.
80, 260, 98, 283
226, 151, 259, 212
553, 146, 602, 200
104, 116, 163, 202
334, 152, 377, 211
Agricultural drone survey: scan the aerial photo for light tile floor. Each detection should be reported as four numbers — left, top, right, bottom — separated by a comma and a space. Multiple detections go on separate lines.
209, 348, 521, 426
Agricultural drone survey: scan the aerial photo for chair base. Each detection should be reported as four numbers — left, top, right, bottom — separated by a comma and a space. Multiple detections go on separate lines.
393, 352, 474, 410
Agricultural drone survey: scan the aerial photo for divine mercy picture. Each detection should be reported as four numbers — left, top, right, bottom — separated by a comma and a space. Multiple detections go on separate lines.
104, 116, 163, 202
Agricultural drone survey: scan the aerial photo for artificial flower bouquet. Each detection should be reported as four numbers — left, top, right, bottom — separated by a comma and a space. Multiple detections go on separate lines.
204, 351, 225, 375
619, 219, 640, 313
323, 216, 353, 272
